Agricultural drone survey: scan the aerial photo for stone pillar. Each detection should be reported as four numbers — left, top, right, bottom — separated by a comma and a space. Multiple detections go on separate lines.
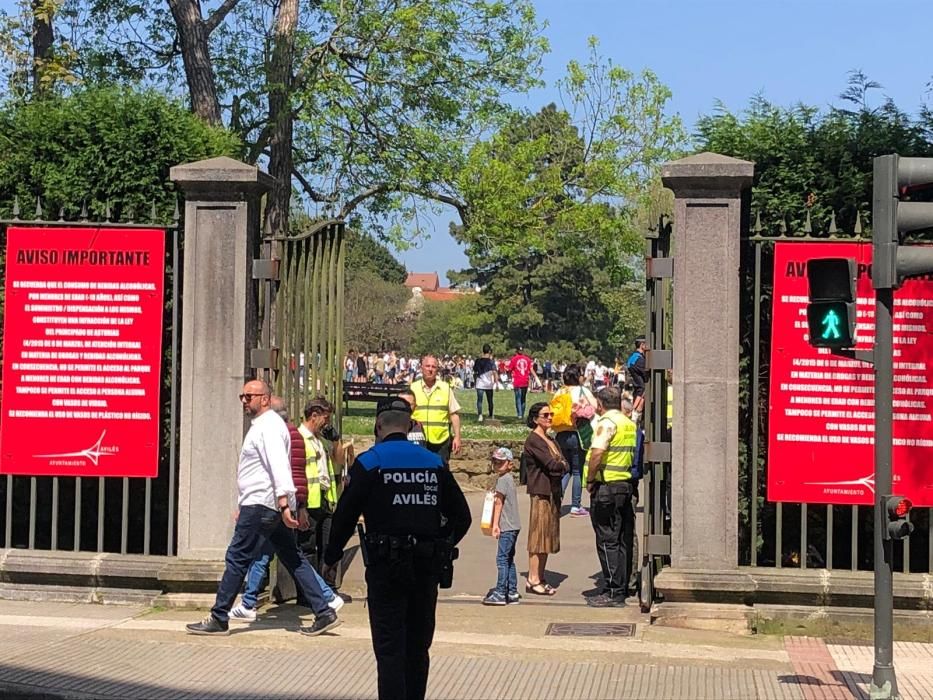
661, 153, 753, 570
170, 157, 273, 560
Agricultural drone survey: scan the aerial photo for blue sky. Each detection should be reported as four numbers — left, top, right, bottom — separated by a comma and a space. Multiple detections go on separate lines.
401, 0, 933, 282
3, 0, 931, 282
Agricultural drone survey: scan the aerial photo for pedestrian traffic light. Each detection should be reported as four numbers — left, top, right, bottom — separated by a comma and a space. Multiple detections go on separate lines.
872, 155, 933, 290
884, 496, 914, 540
806, 258, 857, 348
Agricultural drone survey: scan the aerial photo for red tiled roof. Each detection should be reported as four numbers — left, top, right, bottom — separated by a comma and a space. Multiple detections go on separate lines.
421, 288, 461, 301
405, 272, 440, 291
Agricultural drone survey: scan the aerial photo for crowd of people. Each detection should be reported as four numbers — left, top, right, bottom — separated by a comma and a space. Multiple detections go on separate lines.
344, 340, 648, 422
344, 348, 638, 392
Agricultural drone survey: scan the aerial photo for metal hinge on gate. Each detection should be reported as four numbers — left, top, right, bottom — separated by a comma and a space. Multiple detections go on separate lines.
250, 348, 279, 370
645, 441, 671, 463
645, 350, 672, 370
252, 259, 280, 280
647, 535, 671, 556
646, 257, 673, 279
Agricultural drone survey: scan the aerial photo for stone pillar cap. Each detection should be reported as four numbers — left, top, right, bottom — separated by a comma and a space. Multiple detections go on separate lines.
170, 156, 274, 197
662, 152, 754, 196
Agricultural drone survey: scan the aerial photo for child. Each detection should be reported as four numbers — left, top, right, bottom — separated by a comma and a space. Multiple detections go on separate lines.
483, 447, 522, 605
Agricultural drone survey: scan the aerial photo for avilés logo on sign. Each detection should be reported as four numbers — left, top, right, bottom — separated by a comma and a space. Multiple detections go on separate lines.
34, 430, 120, 466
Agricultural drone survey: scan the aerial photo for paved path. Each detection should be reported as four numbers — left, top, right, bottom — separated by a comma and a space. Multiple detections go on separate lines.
0, 598, 931, 699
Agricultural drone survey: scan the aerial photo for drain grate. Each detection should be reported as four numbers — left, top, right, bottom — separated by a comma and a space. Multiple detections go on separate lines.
546, 622, 636, 637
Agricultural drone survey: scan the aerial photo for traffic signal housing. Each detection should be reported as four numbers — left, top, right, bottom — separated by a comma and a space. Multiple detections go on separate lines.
873, 155, 933, 290
806, 258, 857, 349
884, 496, 914, 540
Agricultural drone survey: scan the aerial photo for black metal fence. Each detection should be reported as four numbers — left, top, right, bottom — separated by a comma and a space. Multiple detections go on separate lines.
740, 214, 932, 574
0, 198, 181, 556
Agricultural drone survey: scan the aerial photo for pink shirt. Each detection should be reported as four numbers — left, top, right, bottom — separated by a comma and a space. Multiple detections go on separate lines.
509, 353, 533, 388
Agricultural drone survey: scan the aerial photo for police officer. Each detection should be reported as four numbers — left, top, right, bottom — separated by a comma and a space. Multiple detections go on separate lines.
410, 354, 462, 464
584, 385, 638, 608
322, 399, 471, 700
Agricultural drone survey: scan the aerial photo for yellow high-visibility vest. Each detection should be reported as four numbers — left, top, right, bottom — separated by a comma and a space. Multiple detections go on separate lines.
299, 425, 338, 508
585, 410, 637, 483
411, 379, 452, 444
666, 384, 673, 430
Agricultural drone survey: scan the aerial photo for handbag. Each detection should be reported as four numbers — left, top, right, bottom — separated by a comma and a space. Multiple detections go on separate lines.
480, 490, 496, 536
576, 419, 594, 452
572, 386, 595, 420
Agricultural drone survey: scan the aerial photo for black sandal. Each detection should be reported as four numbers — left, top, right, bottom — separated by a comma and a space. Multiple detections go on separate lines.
526, 582, 556, 596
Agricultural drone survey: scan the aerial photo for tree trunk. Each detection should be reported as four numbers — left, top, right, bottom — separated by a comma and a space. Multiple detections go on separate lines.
167, 0, 222, 125
264, 0, 298, 237
31, 0, 54, 96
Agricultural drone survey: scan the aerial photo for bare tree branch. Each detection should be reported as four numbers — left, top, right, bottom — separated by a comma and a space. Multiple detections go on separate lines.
293, 168, 339, 203
205, 0, 242, 35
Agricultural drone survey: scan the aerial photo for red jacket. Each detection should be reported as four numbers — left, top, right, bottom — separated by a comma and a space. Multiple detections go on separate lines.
288, 421, 309, 508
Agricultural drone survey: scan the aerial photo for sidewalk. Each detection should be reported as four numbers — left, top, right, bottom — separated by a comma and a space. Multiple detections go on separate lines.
1, 494, 931, 699
1, 597, 931, 699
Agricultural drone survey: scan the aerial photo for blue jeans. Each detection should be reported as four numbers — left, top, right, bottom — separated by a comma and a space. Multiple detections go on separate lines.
494, 529, 519, 596
514, 387, 528, 418
476, 388, 493, 418
211, 504, 330, 622
557, 431, 583, 509
241, 540, 336, 610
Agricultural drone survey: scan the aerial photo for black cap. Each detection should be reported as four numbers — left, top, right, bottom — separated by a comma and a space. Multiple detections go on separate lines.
376, 398, 412, 416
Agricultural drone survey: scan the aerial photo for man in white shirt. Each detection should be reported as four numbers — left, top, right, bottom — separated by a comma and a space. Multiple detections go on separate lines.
186, 379, 341, 637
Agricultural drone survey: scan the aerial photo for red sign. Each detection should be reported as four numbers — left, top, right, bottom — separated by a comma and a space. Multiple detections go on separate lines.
767, 241, 933, 506
0, 227, 165, 477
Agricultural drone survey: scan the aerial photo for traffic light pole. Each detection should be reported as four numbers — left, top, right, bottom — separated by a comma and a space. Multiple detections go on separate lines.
870, 286, 898, 700
870, 155, 899, 700
868, 153, 933, 700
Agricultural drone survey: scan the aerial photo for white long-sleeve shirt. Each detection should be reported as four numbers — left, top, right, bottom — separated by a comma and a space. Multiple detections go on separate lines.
237, 409, 296, 511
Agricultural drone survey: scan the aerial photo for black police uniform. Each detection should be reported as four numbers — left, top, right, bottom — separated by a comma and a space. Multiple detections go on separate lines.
324, 414, 471, 700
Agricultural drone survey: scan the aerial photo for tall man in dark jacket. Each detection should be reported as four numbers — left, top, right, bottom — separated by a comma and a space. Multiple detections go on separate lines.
323, 399, 471, 700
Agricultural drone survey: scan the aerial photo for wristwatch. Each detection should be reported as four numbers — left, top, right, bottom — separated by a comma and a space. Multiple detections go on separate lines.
279, 504, 290, 513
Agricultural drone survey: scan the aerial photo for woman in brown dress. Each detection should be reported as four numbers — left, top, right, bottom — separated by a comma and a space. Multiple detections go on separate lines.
523, 402, 569, 595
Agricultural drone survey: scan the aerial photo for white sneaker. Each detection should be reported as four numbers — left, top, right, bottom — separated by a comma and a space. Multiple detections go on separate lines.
229, 603, 257, 622
328, 595, 345, 613
477, 414, 484, 422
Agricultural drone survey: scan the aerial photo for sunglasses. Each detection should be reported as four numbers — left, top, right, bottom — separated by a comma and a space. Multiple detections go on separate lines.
537, 412, 553, 418
239, 393, 265, 401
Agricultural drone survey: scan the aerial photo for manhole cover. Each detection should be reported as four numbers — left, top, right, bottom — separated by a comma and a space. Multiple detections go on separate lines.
546, 623, 636, 637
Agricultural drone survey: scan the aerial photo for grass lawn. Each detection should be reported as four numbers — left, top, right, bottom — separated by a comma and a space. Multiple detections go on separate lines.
341, 388, 550, 440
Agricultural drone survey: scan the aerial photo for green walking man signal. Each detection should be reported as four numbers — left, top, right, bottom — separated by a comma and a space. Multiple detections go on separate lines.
820, 308, 842, 339
805, 258, 858, 349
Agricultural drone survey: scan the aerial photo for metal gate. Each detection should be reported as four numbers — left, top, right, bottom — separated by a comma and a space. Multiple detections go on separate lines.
740, 218, 932, 574
0, 199, 181, 556
257, 220, 346, 430
639, 215, 673, 611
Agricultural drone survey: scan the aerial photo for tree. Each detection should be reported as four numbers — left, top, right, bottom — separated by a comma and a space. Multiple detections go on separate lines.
449, 41, 683, 357
0, 86, 240, 218
407, 295, 488, 357
344, 228, 407, 285
695, 72, 933, 233
344, 267, 412, 352
1, 0, 546, 240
